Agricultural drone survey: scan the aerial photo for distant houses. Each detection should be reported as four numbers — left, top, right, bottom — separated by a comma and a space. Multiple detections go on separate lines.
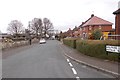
63, 14, 115, 40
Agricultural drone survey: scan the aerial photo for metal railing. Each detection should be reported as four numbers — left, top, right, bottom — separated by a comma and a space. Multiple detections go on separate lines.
101, 35, 120, 40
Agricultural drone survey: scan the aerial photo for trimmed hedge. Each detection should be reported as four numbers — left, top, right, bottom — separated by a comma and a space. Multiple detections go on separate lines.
63, 38, 120, 61
76, 40, 120, 61
63, 38, 78, 48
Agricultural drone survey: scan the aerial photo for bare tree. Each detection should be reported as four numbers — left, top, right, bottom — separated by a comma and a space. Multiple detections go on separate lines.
29, 18, 43, 38
7, 20, 24, 35
43, 18, 53, 38
28, 18, 53, 39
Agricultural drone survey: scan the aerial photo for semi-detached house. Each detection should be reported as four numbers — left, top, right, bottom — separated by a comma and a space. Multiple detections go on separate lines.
78, 14, 113, 39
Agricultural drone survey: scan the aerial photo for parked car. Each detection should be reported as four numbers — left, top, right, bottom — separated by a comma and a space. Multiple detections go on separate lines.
39, 38, 46, 44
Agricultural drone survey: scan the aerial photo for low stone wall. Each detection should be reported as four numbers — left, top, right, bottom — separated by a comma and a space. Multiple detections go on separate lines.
2, 39, 39, 50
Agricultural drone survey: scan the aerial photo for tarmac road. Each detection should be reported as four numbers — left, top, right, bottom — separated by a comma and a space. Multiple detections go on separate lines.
2, 40, 114, 78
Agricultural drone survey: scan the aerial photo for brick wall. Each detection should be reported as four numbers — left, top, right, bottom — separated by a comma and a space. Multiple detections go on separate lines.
115, 14, 120, 40
83, 25, 112, 34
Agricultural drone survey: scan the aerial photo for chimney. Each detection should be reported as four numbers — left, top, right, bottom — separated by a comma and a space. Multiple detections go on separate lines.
69, 28, 71, 30
82, 22, 85, 24
91, 14, 94, 17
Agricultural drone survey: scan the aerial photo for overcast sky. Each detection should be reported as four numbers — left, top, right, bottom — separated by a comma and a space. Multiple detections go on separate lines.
0, 0, 119, 33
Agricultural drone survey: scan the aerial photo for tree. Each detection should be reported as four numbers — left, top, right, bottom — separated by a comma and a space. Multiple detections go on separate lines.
29, 18, 43, 38
7, 20, 24, 35
28, 18, 54, 39
43, 18, 53, 38
91, 29, 103, 40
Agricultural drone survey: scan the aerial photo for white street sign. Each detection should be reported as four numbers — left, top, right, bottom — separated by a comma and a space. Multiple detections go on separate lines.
106, 45, 120, 53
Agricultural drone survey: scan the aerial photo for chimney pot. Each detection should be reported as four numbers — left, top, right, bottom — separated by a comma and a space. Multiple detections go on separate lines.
82, 22, 85, 24
91, 14, 94, 17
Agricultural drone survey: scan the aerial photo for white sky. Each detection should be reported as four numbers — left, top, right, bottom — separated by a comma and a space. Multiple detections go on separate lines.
0, 0, 119, 33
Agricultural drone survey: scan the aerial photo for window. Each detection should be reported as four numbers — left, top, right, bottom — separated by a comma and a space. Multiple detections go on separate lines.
80, 28, 82, 31
89, 26, 92, 30
83, 27, 85, 31
99, 25, 102, 29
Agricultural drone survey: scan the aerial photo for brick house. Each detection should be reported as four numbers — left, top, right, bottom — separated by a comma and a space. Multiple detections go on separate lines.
73, 26, 79, 37
78, 14, 113, 39
113, 8, 120, 40
62, 28, 74, 38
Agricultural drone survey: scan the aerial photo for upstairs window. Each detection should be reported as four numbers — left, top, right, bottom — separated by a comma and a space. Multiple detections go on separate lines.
89, 26, 92, 30
99, 25, 102, 29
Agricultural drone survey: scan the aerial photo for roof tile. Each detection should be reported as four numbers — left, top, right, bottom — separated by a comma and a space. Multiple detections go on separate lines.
82, 16, 113, 27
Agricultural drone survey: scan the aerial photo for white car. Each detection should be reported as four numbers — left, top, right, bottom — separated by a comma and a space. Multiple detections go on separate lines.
39, 38, 46, 44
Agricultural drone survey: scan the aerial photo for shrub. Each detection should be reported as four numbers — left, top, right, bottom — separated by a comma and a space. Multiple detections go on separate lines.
63, 38, 120, 61
76, 40, 120, 61
63, 38, 78, 48
91, 29, 102, 40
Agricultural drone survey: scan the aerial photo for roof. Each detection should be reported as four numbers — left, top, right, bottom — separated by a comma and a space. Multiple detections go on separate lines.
73, 26, 78, 31
67, 29, 73, 33
78, 14, 94, 28
113, 8, 120, 14
82, 15, 113, 27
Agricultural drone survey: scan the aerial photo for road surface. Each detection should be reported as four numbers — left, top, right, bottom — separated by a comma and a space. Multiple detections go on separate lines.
2, 40, 114, 78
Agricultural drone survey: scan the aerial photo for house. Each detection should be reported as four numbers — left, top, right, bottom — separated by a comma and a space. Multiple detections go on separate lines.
113, 8, 120, 40
78, 14, 113, 39
65, 28, 74, 37
73, 26, 79, 37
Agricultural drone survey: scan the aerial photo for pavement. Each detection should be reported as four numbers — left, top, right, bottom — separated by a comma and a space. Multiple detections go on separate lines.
59, 42, 120, 78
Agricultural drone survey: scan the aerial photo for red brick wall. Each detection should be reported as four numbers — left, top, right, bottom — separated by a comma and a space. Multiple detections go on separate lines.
84, 25, 112, 33
101, 25, 112, 32
115, 14, 120, 39
76, 25, 112, 39
115, 14, 120, 35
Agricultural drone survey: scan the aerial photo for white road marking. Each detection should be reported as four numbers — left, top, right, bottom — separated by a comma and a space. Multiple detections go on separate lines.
72, 68, 77, 74
69, 62, 73, 67
59, 46, 80, 78
67, 59, 70, 62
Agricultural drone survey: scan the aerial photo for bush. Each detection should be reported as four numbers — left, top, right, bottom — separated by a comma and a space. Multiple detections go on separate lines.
63, 38, 120, 61
63, 38, 78, 48
76, 40, 120, 61
91, 29, 102, 40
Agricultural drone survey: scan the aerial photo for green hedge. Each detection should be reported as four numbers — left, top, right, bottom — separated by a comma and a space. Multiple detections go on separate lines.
63, 38, 78, 48
76, 40, 120, 61
63, 38, 120, 61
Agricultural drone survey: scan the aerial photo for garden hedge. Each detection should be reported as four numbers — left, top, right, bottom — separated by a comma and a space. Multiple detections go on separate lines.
76, 40, 120, 61
63, 38, 78, 48
63, 38, 120, 61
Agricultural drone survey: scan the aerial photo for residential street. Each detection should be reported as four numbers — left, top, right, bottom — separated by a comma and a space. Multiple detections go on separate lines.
2, 40, 114, 78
